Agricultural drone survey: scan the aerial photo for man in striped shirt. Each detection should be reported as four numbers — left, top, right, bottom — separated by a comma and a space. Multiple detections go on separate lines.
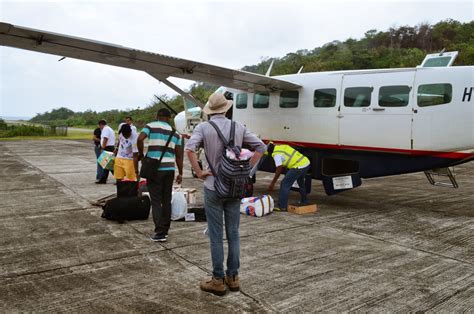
137, 108, 183, 242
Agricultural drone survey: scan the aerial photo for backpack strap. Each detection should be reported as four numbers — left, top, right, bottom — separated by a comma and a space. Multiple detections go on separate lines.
158, 128, 176, 164
205, 121, 227, 177
208, 120, 230, 148
229, 121, 235, 147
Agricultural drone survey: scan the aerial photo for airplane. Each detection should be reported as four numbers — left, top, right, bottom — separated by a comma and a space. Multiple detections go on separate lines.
1, 22, 473, 195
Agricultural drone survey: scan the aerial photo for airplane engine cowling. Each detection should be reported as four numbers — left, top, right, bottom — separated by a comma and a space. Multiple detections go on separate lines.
174, 111, 187, 134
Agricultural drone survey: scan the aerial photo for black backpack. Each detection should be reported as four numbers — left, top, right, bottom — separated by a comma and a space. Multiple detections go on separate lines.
207, 121, 251, 199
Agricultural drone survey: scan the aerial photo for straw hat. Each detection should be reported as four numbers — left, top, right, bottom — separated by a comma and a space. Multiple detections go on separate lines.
203, 93, 233, 115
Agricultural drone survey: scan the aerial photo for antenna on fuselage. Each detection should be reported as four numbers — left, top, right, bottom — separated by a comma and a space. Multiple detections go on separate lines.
297, 66, 304, 74
439, 48, 446, 56
265, 60, 274, 76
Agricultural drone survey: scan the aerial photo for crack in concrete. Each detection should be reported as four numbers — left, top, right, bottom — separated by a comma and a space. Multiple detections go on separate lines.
332, 226, 474, 266
0, 206, 95, 219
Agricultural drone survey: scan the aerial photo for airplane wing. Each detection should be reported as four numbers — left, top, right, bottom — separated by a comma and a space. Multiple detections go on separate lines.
0, 22, 301, 92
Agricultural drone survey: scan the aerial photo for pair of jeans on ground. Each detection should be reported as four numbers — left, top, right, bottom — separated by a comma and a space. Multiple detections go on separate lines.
147, 170, 174, 235
204, 187, 241, 279
278, 165, 310, 209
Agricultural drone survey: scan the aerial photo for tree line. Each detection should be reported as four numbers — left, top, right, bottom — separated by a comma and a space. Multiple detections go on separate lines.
242, 19, 473, 74
30, 19, 473, 128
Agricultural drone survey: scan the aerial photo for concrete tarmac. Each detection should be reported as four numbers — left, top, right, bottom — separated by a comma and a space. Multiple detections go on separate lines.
0, 139, 472, 312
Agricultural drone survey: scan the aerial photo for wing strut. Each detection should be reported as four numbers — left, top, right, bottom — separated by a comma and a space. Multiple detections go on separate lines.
154, 95, 178, 115
147, 72, 204, 108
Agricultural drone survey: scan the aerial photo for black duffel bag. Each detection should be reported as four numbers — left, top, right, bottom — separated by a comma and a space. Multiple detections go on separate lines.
101, 196, 150, 223
116, 180, 138, 198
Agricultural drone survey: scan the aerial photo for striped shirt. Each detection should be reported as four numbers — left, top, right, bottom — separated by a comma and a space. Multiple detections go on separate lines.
141, 121, 182, 171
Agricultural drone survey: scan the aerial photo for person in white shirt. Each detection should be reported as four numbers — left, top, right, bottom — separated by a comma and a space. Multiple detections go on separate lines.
118, 116, 137, 137
114, 124, 139, 181
96, 119, 116, 184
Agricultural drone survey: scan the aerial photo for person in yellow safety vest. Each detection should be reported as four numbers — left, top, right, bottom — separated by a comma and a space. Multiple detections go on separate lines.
267, 143, 311, 211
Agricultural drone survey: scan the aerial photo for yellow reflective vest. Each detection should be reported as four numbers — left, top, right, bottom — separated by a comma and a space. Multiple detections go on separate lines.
272, 145, 309, 169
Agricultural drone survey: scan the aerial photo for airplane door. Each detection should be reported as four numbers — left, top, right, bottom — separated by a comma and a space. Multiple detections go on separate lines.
412, 67, 474, 152
294, 87, 340, 146
339, 71, 415, 150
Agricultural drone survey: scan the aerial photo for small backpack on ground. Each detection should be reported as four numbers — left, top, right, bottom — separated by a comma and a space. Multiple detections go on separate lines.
207, 121, 251, 199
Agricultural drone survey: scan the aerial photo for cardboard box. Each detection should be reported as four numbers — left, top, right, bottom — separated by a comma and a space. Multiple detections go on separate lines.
97, 150, 115, 170
288, 204, 317, 214
173, 187, 197, 205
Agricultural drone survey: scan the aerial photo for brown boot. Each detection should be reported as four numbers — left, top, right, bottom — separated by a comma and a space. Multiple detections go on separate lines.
200, 277, 226, 296
225, 275, 240, 292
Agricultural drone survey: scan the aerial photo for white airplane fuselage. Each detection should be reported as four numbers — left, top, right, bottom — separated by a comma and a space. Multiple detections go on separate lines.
234, 66, 473, 152
179, 66, 473, 194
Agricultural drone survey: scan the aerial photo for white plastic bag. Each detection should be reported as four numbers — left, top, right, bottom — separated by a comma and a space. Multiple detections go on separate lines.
171, 191, 187, 221
240, 195, 274, 217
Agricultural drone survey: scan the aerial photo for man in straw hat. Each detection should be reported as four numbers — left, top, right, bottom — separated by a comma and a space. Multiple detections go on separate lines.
185, 93, 266, 296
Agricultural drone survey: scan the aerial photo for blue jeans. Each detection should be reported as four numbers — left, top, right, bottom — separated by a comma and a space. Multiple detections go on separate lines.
278, 165, 310, 209
204, 187, 241, 279
94, 145, 104, 180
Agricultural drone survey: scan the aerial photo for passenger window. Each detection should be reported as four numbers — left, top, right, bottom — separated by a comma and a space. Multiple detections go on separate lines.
314, 89, 337, 107
417, 84, 452, 107
280, 91, 299, 108
344, 87, 372, 107
378, 86, 410, 107
236, 93, 248, 109
253, 92, 270, 108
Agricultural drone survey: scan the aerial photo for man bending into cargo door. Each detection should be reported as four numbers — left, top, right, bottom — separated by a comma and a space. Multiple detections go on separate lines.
267, 143, 310, 211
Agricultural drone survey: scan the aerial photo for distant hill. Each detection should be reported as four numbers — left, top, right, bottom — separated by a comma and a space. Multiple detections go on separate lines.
29, 19, 473, 128
243, 19, 473, 75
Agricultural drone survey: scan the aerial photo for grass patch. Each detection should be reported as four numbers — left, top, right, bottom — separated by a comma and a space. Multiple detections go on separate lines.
0, 130, 92, 141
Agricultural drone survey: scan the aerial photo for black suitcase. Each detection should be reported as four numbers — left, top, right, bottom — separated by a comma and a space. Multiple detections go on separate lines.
116, 180, 139, 198
101, 196, 150, 223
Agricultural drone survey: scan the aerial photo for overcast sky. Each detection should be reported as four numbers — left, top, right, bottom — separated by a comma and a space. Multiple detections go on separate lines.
0, 0, 472, 118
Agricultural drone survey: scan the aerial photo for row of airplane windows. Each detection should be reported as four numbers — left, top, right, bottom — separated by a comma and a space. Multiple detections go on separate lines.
234, 83, 453, 109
